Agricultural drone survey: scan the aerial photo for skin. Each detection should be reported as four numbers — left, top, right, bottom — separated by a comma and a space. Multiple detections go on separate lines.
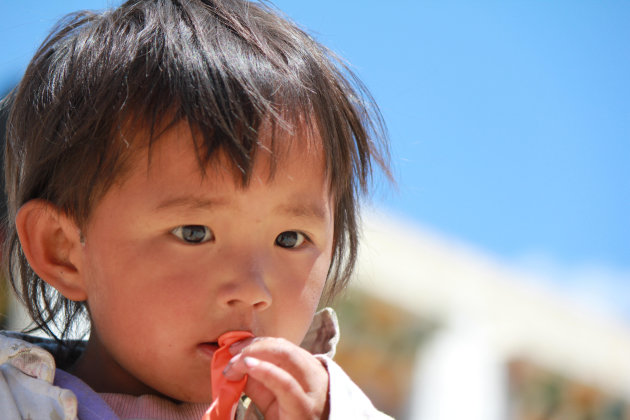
24, 122, 335, 419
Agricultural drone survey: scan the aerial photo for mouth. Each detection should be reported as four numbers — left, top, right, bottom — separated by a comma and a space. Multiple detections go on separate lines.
197, 342, 220, 358
197, 330, 254, 359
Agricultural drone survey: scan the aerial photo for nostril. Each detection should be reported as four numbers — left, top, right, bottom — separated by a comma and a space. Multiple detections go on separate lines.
225, 298, 270, 310
218, 276, 272, 309
253, 300, 270, 311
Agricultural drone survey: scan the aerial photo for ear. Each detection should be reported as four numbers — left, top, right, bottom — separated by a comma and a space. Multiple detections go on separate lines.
15, 199, 87, 302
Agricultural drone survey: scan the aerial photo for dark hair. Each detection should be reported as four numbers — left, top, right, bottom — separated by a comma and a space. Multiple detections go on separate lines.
2, 0, 389, 341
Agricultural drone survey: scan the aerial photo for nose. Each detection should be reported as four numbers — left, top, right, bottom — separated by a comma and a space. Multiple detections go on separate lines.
215, 257, 272, 311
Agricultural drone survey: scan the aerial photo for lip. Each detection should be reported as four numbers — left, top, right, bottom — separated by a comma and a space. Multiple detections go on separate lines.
197, 342, 220, 358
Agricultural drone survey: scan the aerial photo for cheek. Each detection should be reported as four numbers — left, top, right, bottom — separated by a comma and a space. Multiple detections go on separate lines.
281, 248, 331, 296
306, 252, 332, 298
273, 251, 332, 342
81, 242, 206, 333
297, 233, 335, 307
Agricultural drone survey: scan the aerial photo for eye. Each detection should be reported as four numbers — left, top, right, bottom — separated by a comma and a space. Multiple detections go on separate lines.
171, 225, 214, 244
275, 231, 306, 249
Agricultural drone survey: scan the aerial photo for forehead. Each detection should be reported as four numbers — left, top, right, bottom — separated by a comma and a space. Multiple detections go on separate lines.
90, 120, 334, 229
123, 119, 329, 191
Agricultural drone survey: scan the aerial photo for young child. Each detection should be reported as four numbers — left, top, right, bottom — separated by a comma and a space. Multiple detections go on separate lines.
0, 1, 391, 419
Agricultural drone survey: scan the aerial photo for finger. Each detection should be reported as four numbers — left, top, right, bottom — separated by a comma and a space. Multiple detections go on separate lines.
240, 356, 321, 419
233, 337, 325, 391
224, 340, 330, 419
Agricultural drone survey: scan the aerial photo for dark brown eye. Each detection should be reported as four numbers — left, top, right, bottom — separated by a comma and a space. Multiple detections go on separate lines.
275, 231, 305, 248
171, 225, 214, 243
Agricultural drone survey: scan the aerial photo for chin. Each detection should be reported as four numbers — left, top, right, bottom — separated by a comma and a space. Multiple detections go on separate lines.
153, 382, 214, 404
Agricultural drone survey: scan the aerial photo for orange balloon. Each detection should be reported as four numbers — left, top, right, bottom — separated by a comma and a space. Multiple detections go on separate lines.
203, 331, 254, 420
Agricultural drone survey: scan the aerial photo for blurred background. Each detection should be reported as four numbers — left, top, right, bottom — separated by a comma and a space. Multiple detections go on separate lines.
1, 1, 629, 419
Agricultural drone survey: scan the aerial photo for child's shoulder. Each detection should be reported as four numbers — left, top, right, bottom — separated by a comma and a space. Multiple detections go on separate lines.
0, 331, 58, 380
0, 331, 78, 419
1, 330, 85, 369
300, 307, 340, 358
302, 310, 395, 419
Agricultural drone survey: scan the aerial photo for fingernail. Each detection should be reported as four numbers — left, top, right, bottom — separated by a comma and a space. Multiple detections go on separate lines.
222, 362, 232, 375
244, 357, 259, 368
223, 355, 239, 375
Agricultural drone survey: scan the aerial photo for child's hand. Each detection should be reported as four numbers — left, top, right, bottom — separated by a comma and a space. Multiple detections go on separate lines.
224, 337, 330, 420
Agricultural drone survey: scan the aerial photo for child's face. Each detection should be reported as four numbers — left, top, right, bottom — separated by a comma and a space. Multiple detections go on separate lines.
76, 122, 334, 402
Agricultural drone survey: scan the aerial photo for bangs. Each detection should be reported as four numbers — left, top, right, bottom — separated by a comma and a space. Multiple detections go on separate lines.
98, 0, 328, 187
79, 0, 382, 197
120, 107, 324, 191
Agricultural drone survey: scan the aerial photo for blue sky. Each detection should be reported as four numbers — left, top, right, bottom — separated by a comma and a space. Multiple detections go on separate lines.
1, 1, 629, 315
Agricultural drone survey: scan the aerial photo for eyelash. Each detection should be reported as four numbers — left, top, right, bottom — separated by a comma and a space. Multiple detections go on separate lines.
171, 225, 214, 244
170, 226, 311, 249
275, 231, 309, 249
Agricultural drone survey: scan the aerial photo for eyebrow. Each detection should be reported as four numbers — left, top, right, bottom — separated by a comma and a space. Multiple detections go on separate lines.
155, 195, 328, 221
154, 196, 228, 211
274, 201, 330, 222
